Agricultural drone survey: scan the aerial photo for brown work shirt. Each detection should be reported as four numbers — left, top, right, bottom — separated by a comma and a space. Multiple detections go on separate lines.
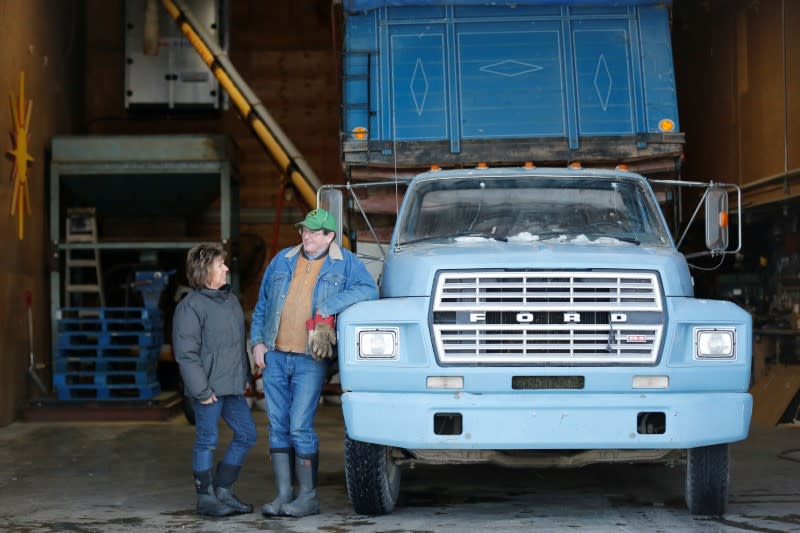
274, 254, 325, 354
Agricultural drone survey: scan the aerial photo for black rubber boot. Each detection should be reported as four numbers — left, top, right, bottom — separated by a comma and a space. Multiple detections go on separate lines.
261, 452, 295, 516
280, 454, 320, 517
214, 462, 253, 514
194, 468, 236, 516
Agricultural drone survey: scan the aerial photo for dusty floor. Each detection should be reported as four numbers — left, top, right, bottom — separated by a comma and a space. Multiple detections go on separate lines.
0, 403, 798, 532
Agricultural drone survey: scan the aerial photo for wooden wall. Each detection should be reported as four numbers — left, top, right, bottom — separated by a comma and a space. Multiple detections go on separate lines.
0, 1, 85, 426
673, 0, 800, 208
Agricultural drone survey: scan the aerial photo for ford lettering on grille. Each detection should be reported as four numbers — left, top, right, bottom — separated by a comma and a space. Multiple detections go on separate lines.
432, 271, 664, 365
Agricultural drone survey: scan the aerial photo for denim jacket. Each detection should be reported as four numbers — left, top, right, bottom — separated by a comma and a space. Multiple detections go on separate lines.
250, 242, 378, 349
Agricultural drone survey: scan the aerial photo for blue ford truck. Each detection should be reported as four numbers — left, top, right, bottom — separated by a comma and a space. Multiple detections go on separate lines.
326, 0, 752, 517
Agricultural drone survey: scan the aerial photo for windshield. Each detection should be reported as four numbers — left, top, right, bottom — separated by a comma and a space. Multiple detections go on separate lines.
396, 175, 671, 247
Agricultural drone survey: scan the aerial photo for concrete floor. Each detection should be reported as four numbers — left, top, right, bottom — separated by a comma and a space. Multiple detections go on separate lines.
1, 403, 799, 533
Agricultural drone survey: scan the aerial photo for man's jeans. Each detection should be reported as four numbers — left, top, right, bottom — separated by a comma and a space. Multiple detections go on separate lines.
265, 350, 327, 458
192, 394, 257, 472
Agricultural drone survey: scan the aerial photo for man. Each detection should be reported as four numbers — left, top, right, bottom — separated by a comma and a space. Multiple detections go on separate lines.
251, 208, 377, 517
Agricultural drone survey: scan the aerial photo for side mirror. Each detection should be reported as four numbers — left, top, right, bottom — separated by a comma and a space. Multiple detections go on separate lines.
705, 188, 729, 252
318, 187, 345, 249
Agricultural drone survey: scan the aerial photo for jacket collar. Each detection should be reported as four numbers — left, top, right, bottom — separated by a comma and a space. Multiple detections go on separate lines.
285, 242, 343, 261
198, 284, 231, 300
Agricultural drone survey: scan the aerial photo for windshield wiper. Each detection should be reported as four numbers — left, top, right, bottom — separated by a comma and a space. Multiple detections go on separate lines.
401, 231, 508, 246
536, 231, 640, 245
584, 232, 640, 245
535, 231, 582, 241
608, 236, 640, 245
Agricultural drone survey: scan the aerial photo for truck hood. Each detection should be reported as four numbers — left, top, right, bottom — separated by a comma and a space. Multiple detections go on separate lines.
380, 240, 693, 297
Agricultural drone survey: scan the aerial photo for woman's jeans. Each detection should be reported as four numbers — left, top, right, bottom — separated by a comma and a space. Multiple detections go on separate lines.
192, 394, 257, 472
265, 350, 327, 458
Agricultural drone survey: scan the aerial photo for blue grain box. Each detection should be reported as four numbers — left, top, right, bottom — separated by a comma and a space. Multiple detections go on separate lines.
342, 1, 683, 170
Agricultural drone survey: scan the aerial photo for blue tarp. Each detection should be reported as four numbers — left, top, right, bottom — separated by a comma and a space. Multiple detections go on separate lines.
344, 0, 669, 12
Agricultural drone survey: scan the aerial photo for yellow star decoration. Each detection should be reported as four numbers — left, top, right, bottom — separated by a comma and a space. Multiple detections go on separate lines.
8, 72, 34, 240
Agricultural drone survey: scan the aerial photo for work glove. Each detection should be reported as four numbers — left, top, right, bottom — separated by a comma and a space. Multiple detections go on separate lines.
306, 314, 336, 361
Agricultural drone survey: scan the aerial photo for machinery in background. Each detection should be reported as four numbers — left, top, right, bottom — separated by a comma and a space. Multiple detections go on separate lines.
125, 0, 228, 110
49, 134, 239, 405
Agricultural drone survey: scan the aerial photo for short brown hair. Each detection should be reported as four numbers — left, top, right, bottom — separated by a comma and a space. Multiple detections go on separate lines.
185, 243, 226, 289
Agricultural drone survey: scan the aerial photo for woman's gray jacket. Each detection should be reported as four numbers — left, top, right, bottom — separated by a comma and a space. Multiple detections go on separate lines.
172, 285, 250, 401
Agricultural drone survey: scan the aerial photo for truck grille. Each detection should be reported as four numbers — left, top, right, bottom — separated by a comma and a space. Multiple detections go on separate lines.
432, 271, 663, 364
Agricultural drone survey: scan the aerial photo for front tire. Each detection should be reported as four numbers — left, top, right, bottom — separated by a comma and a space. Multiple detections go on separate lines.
344, 433, 401, 515
685, 443, 729, 516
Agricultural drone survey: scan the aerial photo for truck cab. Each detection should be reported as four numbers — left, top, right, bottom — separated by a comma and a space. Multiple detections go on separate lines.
331, 166, 751, 517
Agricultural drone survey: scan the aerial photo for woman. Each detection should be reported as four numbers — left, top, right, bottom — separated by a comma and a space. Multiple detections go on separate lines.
172, 243, 257, 516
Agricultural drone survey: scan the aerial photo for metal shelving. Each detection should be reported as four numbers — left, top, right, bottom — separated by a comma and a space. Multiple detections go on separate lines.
49, 134, 239, 364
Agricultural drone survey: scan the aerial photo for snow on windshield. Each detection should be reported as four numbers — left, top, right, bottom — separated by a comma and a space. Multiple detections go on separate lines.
454, 232, 634, 245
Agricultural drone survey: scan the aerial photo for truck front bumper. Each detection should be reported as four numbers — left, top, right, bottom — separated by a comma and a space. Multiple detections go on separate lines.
341, 391, 752, 450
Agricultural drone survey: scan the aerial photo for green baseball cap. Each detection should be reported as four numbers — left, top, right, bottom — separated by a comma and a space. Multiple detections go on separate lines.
296, 208, 337, 232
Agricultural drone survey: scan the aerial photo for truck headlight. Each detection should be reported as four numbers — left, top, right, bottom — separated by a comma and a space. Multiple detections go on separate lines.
693, 327, 736, 359
357, 328, 399, 359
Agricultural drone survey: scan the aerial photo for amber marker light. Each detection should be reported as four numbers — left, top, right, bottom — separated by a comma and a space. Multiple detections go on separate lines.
352, 127, 368, 140
568, 161, 583, 169
523, 161, 536, 168
658, 119, 675, 132
719, 211, 729, 228
430, 164, 441, 171
616, 163, 630, 171
476, 162, 488, 169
